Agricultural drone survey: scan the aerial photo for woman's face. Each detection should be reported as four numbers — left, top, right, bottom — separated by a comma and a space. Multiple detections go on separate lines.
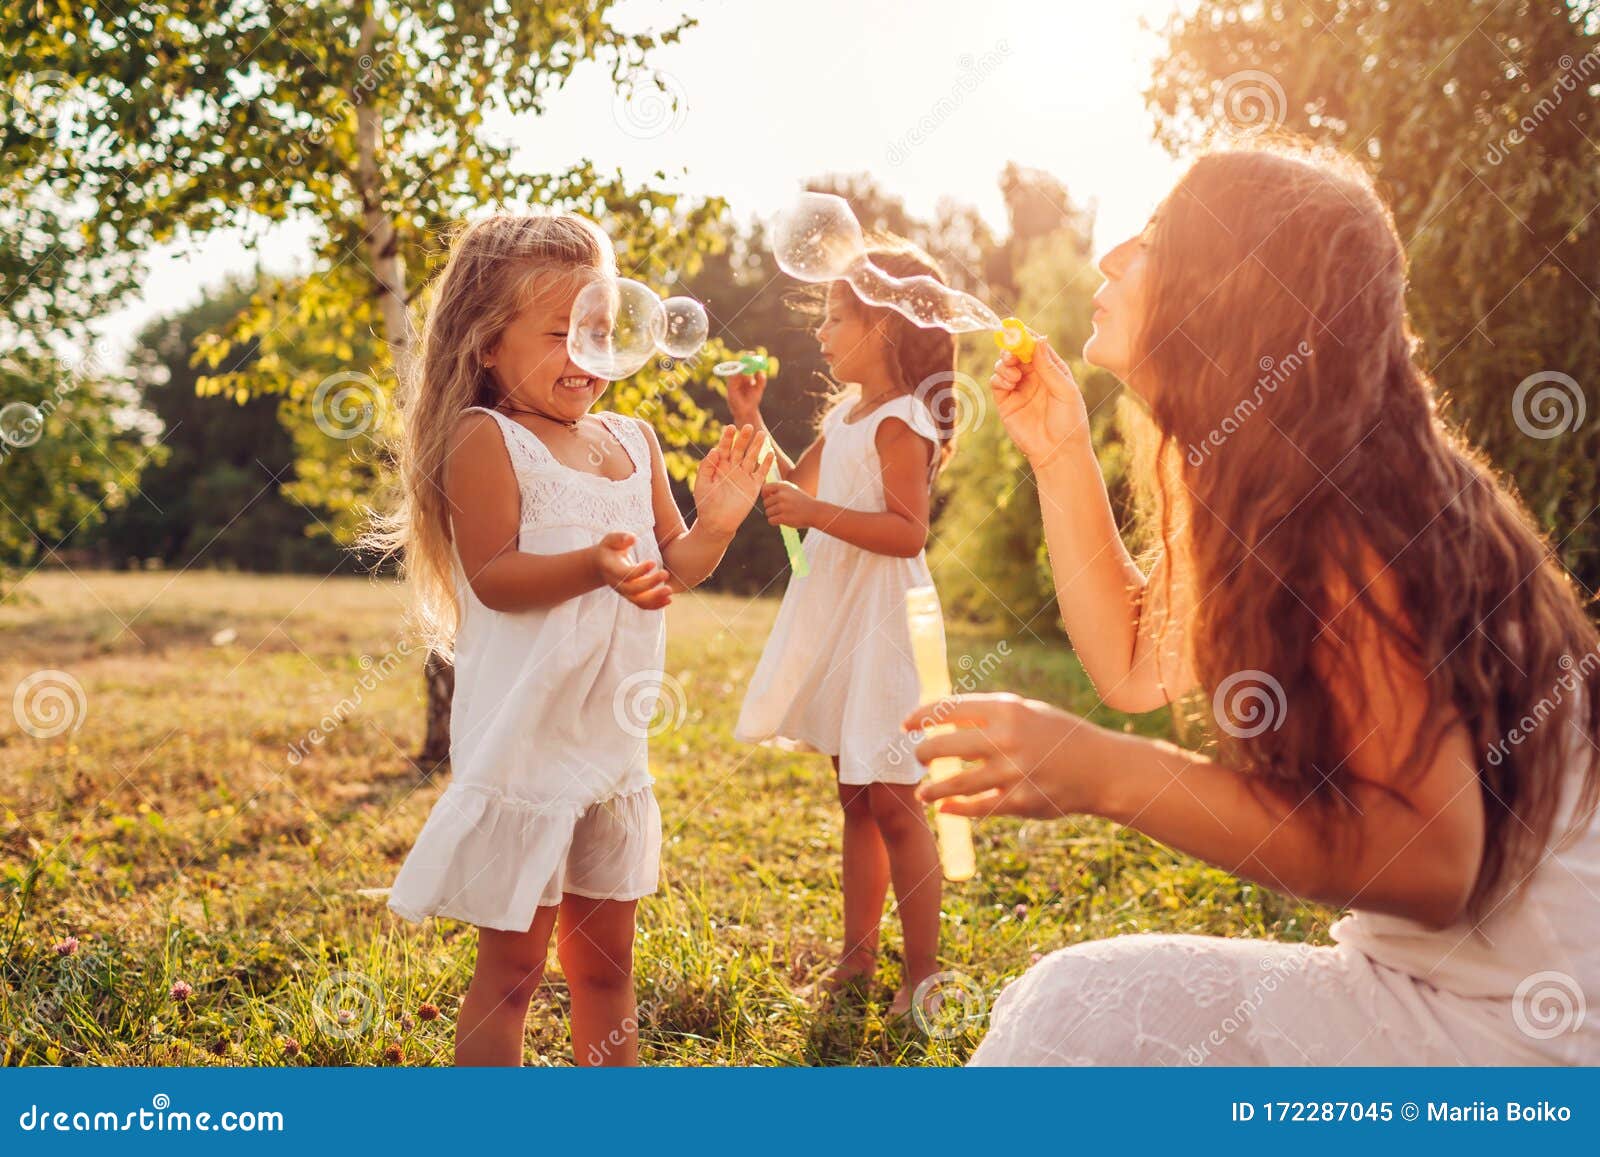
1083, 222, 1153, 391
485, 280, 605, 421
816, 281, 886, 385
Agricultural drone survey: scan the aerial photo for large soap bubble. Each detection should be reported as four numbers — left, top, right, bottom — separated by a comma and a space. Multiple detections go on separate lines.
771, 191, 1031, 355
846, 258, 1001, 334
772, 192, 867, 282
567, 277, 668, 379
660, 296, 709, 359
567, 279, 712, 378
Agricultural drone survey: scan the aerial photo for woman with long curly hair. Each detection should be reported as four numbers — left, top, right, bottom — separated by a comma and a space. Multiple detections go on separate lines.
908, 142, 1600, 1065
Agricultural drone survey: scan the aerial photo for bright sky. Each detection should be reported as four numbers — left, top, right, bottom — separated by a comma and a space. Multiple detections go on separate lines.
96, 0, 1185, 362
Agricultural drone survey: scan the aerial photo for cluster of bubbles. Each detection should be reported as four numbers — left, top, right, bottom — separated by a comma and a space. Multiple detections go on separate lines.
771, 192, 1004, 334
567, 278, 709, 380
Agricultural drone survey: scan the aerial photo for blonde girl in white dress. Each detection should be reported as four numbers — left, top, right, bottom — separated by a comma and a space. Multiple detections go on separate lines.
375, 214, 769, 1066
732, 239, 961, 1015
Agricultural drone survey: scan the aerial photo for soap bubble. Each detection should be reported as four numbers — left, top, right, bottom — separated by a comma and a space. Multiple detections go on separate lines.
848, 260, 1001, 334
771, 192, 1001, 334
773, 192, 867, 281
0, 401, 44, 448
567, 277, 667, 379
660, 296, 709, 359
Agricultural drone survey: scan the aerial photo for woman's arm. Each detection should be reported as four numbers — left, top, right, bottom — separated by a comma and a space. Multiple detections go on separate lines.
906, 579, 1485, 928
447, 413, 672, 611
992, 342, 1194, 711
910, 695, 1481, 927
762, 418, 931, 558
643, 419, 770, 592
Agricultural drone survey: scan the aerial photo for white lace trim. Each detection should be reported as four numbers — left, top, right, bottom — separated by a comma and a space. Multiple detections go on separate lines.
472, 408, 656, 535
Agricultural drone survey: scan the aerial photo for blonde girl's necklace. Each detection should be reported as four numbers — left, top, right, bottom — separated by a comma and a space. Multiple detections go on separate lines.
494, 400, 581, 431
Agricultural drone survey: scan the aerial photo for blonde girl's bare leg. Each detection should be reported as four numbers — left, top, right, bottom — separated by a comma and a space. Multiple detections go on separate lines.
455, 904, 560, 1066
556, 895, 640, 1066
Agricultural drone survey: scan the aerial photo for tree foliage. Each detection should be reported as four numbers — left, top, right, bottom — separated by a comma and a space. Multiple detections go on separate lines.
1149, 0, 1600, 592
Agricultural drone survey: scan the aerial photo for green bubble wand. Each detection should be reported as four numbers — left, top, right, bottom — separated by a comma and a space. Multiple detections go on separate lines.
765, 441, 810, 578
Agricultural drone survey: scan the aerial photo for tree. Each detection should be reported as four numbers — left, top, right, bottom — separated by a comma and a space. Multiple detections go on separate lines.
88, 280, 351, 573
1148, 0, 1600, 596
7, 1, 730, 767
0, 352, 156, 577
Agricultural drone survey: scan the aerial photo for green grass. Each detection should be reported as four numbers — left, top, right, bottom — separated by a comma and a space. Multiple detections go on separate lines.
1, 570, 1331, 1066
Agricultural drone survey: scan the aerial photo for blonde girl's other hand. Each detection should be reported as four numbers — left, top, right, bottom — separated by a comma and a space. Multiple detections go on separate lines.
694, 423, 774, 534
593, 531, 672, 610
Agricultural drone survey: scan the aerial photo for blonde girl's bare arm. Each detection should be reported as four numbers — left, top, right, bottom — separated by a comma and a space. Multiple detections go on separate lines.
725, 368, 825, 495
640, 419, 769, 592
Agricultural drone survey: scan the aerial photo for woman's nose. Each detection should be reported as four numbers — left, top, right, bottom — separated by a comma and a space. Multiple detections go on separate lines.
1098, 236, 1137, 279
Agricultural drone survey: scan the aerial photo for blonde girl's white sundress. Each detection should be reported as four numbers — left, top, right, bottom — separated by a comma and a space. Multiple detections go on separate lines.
735, 386, 947, 786
387, 407, 665, 933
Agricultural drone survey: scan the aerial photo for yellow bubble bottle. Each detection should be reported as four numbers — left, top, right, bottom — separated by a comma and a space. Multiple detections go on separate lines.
905, 584, 976, 882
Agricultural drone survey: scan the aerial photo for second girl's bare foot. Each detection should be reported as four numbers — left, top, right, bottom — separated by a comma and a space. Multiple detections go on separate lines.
794, 959, 874, 1007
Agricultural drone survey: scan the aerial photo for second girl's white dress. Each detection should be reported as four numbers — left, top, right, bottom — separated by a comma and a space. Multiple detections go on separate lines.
387, 407, 664, 933
735, 386, 947, 785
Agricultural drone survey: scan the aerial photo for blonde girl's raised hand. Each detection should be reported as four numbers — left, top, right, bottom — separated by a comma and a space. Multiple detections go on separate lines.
593, 531, 673, 610
693, 422, 774, 535
989, 337, 1091, 467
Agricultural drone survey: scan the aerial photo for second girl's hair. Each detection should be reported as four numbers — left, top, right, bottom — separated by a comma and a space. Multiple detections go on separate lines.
822, 235, 961, 475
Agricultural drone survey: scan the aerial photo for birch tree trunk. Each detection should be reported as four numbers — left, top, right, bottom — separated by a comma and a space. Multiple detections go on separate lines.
354, 8, 452, 773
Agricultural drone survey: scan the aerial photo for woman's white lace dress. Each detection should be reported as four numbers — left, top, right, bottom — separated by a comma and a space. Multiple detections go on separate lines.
387, 408, 664, 933
971, 736, 1600, 1065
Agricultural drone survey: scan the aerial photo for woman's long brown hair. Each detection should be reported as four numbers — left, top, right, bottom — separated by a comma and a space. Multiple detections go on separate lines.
1133, 141, 1600, 919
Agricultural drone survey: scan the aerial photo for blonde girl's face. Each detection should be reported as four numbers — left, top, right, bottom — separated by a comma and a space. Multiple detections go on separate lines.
483, 278, 605, 421
816, 281, 888, 385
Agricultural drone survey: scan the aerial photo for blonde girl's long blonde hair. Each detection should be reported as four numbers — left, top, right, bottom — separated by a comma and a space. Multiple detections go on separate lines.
364, 212, 615, 659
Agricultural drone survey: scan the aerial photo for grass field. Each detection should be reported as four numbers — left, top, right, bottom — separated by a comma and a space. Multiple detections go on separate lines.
1, 570, 1331, 1066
